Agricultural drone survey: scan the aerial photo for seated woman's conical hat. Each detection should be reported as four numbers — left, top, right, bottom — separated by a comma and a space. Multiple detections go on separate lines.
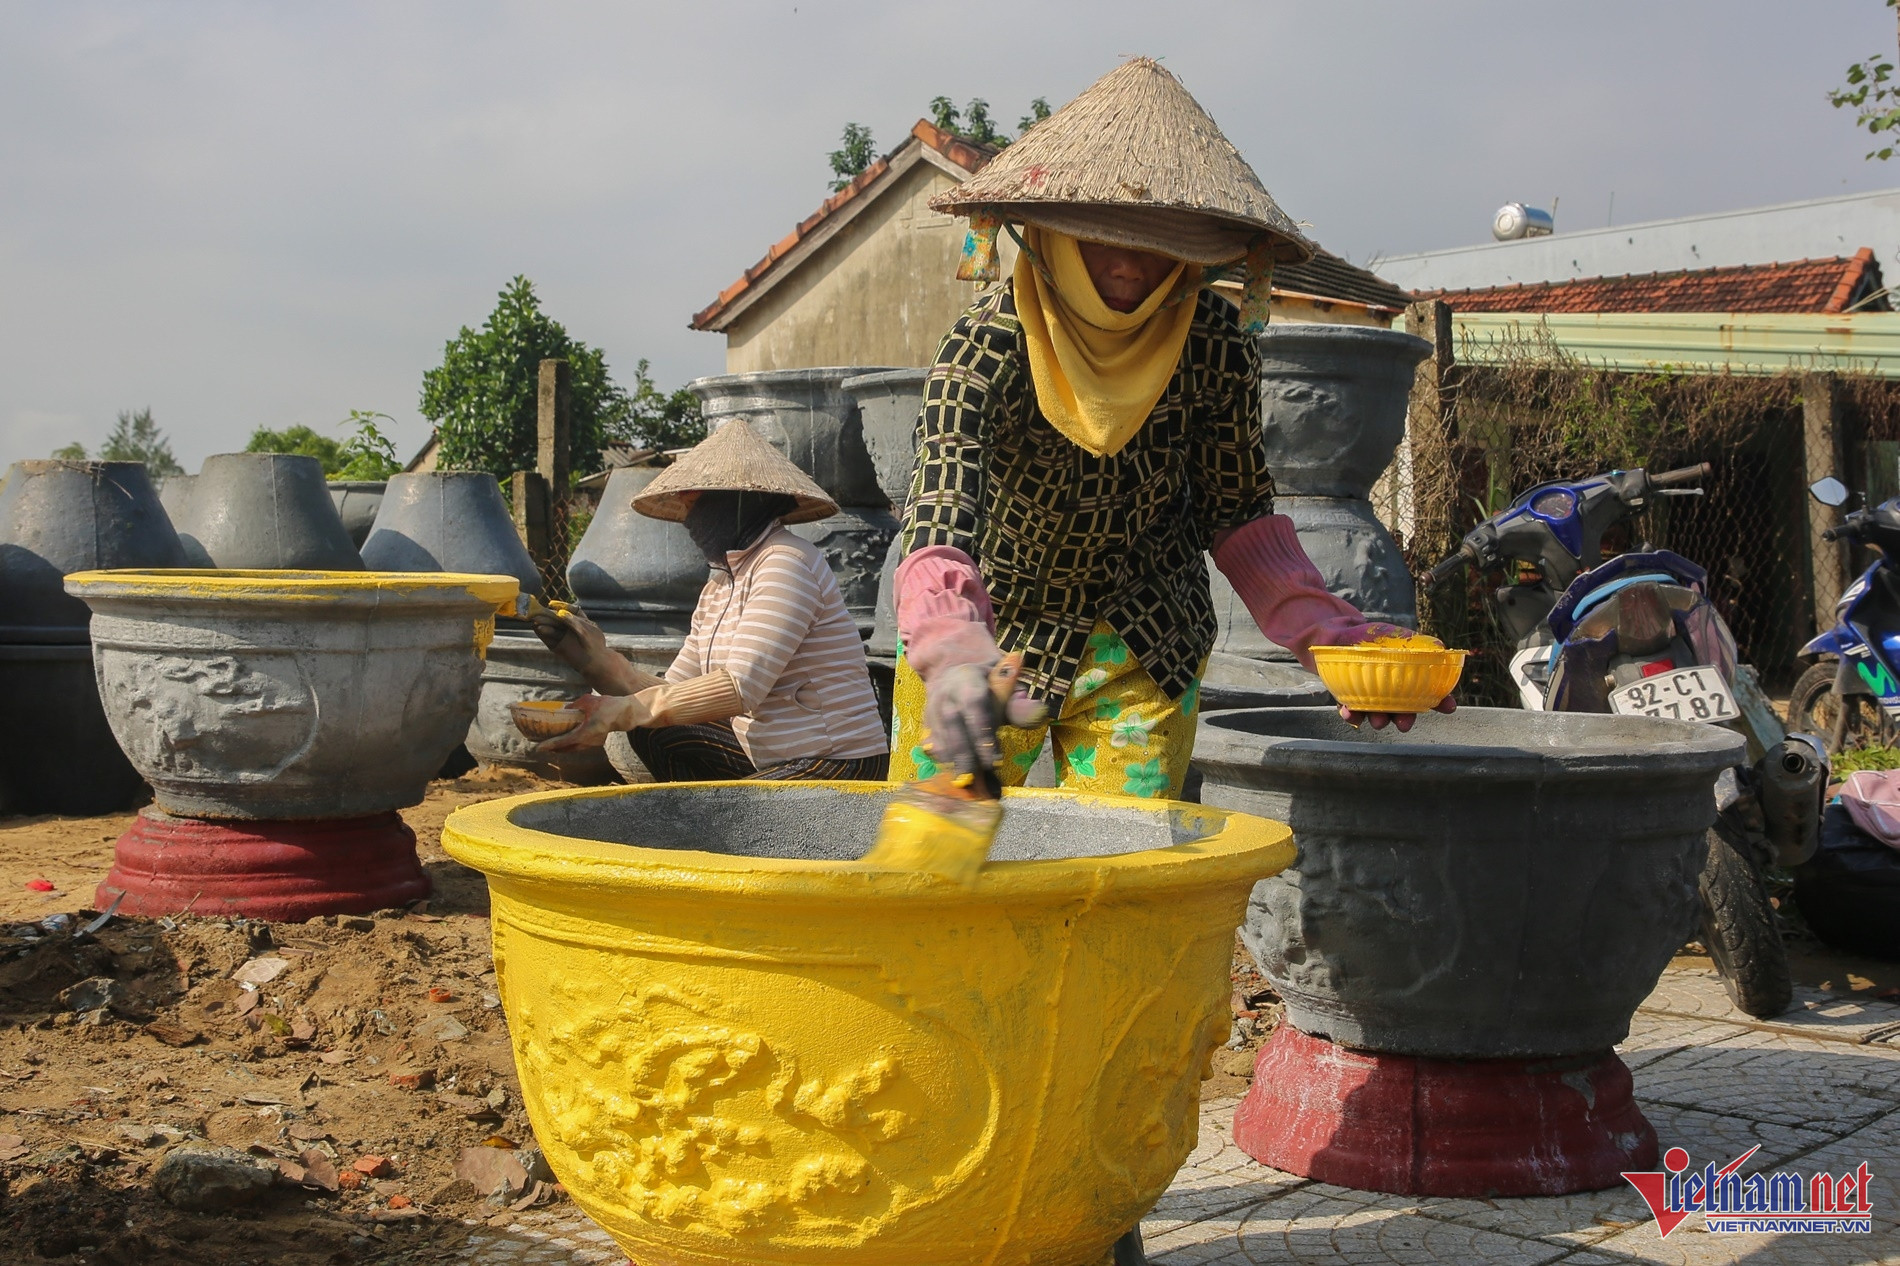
932, 58, 1313, 266
632, 420, 838, 523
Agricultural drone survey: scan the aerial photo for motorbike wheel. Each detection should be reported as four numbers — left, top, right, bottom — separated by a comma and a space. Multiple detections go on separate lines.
1698, 825, 1794, 1018
1787, 660, 1896, 754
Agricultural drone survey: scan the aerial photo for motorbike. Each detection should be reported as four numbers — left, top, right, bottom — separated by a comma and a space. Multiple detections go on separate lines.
1785, 476, 1900, 753
1428, 464, 1826, 1019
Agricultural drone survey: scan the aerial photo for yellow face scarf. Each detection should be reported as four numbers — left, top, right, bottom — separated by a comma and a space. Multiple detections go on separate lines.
1013, 225, 1203, 458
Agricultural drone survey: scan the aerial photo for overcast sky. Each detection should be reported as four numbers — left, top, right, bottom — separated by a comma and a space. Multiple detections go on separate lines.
4, 1, 1897, 471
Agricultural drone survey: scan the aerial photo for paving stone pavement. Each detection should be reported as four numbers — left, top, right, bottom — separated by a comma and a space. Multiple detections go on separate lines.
460, 966, 1900, 1265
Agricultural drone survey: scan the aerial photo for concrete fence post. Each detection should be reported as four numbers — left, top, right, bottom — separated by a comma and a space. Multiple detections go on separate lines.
1801, 372, 1845, 636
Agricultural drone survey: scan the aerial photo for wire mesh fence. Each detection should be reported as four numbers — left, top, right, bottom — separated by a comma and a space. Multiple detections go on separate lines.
1371, 326, 1900, 706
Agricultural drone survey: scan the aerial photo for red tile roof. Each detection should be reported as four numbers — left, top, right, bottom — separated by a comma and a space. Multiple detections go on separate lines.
1424, 249, 1887, 315
690, 121, 995, 331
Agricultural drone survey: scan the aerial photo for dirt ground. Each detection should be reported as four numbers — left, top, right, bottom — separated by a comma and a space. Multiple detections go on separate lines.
2, 767, 1896, 1264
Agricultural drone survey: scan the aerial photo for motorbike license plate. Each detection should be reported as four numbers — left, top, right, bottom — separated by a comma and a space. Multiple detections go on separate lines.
1609, 667, 1736, 724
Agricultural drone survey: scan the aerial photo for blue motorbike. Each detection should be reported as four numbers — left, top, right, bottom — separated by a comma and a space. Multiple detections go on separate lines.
1431, 464, 1825, 1018
1787, 476, 1900, 753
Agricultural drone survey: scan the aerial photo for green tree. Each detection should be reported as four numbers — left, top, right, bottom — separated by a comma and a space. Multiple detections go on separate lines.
929, 95, 960, 135
1831, 0, 1900, 158
246, 423, 345, 469
419, 276, 634, 486
1017, 97, 1051, 135
56, 408, 184, 474
959, 99, 1004, 146
333, 411, 403, 480
828, 122, 877, 191
626, 360, 706, 451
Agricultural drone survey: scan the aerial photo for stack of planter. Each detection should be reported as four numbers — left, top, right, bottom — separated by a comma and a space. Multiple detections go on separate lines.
687, 368, 902, 634
1194, 707, 1741, 1195
361, 471, 634, 784
847, 368, 929, 725
0, 460, 186, 815
64, 454, 516, 919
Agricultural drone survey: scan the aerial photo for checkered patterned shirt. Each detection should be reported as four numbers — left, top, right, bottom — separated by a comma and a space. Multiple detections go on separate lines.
902, 282, 1274, 703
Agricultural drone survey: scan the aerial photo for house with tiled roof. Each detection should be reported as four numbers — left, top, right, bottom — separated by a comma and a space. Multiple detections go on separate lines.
690, 120, 1411, 372
1423, 250, 1889, 317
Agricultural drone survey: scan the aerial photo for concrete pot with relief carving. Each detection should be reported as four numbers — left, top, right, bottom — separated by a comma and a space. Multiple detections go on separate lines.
442, 782, 1293, 1266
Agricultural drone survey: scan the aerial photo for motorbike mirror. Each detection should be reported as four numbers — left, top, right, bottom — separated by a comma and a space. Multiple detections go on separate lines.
1809, 476, 1850, 507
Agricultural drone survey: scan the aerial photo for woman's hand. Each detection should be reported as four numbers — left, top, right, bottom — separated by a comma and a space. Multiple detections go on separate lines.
537, 691, 654, 752
530, 603, 608, 673
1340, 695, 1457, 733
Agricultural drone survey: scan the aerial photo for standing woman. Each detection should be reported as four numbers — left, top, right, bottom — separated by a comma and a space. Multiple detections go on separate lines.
535, 420, 888, 782
893, 58, 1451, 799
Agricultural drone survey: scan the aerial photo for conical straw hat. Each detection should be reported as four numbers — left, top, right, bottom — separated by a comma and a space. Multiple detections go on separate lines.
632, 420, 838, 524
932, 58, 1313, 266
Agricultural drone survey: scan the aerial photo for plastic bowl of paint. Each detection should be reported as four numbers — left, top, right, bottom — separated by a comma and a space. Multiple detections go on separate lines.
1310, 637, 1465, 713
510, 699, 585, 740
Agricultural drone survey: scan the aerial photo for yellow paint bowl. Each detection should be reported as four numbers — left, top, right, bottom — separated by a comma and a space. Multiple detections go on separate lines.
509, 699, 584, 740
1310, 643, 1466, 713
443, 783, 1294, 1266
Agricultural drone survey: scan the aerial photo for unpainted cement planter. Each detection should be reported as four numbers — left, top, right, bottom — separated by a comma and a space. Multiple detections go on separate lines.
1198, 652, 1331, 712
1257, 325, 1431, 499
1193, 706, 1742, 1057
842, 368, 928, 510
173, 454, 363, 570
688, 367, 898, 507
65, 569, 519, 819
569, 466, 707, 637
787, 503, 900, 631
361, 472, 540, 599
327, 480, 387, 549
442, 783, 1294, 1266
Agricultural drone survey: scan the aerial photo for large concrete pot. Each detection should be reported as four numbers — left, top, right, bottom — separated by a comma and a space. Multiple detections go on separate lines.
467, 629, 670, 784
65, 569, 518, 819
173, 453, 363, 570
1195, 707, 1741, 1057
842, 368, 928, 510
0, 460, 185, 815
1198, 652, 1331, 712
1194, 707, 1743, 1197
157, 473, 197, 531
327, 480, 387, 549
1257, 325, 1431, 499
568, 466, 706, 637
688, 367, 899, 507
442, 782, 1293, 1266
788, 504, 899, 631
361, 471, 540, 599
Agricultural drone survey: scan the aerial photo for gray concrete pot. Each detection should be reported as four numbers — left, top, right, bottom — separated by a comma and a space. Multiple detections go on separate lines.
842, 368, 928, 510
866, 533, 905, 660
688, 367, 899, 507
157, 473, 197, 533
787, 504, 899, 632
466, 630, 675, 784
568, 467, 707, 636
66, 570, 515, 819
0, 460, 185, 815
1258, 325, 1431, 499
175, 453, 363, 570
1209, 497, 1416, 661
327, 480, 387, 549
361, 472, 540, 599
1193, 707, 1743, 1058
1199, 652, 1331, 712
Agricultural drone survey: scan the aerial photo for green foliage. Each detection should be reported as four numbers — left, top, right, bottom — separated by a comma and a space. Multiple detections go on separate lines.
828, 123, 877, 192
1829, 744, 1900, 773
419, 276, 634, 486
929, 95, 960, 134
1017, 97, 1051, 135
625, 359, 707, 451
1829, 0, 1900, 159
62, 408, 184, 475
246, 423, 345, 470
928, 95, 1042, 146
333, 410, 403, 480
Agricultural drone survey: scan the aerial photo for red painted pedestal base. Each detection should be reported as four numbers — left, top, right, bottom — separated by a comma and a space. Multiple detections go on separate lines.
97, 808, 431, 921
1234, 1025, 1656, 1197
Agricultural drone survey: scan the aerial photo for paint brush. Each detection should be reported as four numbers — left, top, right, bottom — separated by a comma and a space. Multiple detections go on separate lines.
861, 653, 1045, 886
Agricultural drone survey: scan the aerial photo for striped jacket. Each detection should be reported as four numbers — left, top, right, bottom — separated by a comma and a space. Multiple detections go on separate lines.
668, 527, 887, 767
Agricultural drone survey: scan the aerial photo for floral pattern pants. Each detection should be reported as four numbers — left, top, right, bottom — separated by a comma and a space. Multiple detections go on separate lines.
890, 621, 1203, 799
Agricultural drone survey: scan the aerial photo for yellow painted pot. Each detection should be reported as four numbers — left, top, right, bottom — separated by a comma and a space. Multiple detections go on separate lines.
443, 782, 1294, 1266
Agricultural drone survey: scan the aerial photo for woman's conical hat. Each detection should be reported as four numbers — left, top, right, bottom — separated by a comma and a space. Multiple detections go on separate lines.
632, 419, 838, 523
932, 58, 1313, 266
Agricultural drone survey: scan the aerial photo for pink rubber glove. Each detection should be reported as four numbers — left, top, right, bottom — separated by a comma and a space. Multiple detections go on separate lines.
895, 545, 1046, 775
1212, 515, 1454, 732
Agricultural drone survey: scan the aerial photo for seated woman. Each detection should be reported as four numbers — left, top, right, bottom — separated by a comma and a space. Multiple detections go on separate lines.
533, 420, 888, 781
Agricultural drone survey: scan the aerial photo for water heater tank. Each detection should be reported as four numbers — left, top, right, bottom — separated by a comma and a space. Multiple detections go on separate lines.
1492, 203, 1555, 241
